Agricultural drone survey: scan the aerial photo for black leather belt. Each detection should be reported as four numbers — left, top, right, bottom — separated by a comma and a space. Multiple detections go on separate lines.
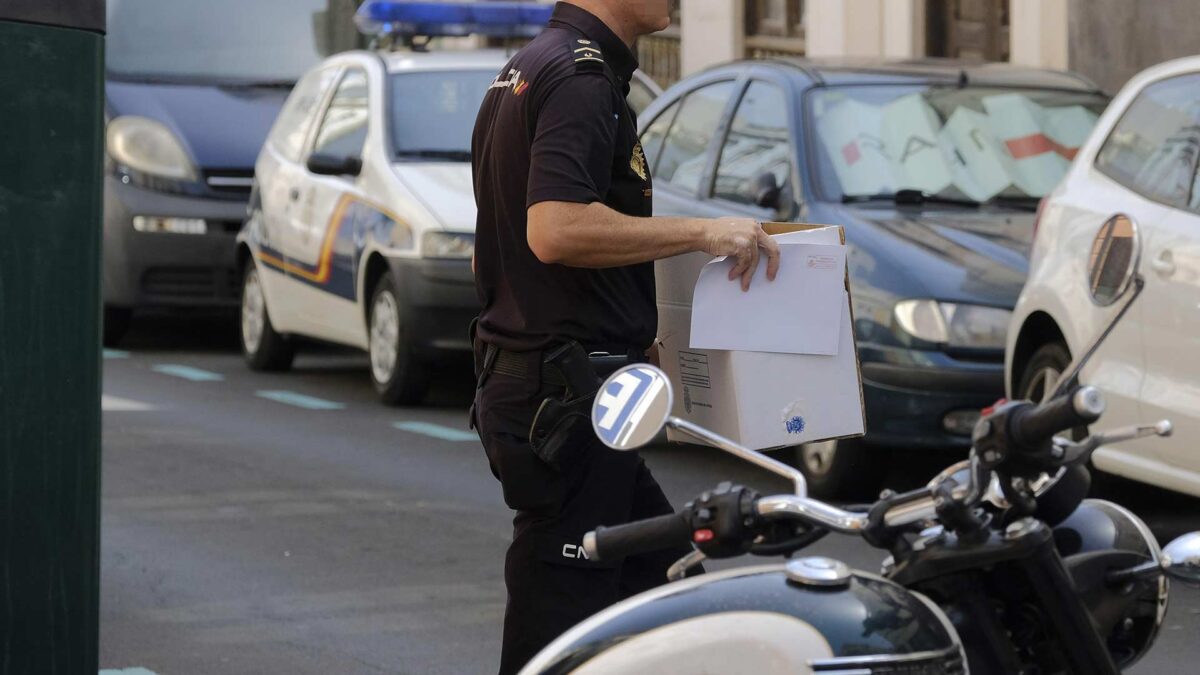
488, 346, 644, 387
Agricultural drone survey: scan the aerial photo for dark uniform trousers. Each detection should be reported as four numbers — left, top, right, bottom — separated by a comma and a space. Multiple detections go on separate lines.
472, 341, 691, 674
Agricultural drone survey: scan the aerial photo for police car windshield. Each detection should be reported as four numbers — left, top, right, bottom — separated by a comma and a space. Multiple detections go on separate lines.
390, 70, 497, 161
106, 0, 326, 84
808, 85, 1109, 205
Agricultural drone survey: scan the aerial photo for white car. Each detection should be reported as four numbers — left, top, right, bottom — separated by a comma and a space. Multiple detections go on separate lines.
238, 44, 661, 405
238, 49, 508, 404
1006, 56, 1200, 496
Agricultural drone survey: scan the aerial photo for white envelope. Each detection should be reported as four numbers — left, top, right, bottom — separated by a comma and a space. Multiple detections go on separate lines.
688, 242, 846, 355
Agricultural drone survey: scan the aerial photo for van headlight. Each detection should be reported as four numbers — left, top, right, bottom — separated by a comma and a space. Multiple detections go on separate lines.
106, 116, 198, 181
422, 231, 474, 259
893, 300, 1011, 349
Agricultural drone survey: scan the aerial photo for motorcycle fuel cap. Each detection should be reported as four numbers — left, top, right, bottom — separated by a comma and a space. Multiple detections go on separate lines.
785, 556, 852, 587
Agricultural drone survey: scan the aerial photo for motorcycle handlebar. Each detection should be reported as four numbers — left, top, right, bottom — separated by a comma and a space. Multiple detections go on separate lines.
1012, 386, 1105, 447
584, 511, 692, 562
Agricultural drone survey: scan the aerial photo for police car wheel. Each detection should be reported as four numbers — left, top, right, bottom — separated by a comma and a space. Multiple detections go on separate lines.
240, 264, 294, 372
369, 273, 429, 406
790, 439, 888, 500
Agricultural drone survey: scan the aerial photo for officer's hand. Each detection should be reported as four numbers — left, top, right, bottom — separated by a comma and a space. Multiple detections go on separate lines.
701, 218, 781, 291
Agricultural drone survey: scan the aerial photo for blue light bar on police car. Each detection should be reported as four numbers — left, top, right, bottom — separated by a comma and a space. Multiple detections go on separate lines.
356, 1, 554, 39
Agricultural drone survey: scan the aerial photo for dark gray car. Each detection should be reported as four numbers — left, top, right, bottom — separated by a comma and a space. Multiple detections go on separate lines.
639, 58, 1109, 497
102, 0, 334, 345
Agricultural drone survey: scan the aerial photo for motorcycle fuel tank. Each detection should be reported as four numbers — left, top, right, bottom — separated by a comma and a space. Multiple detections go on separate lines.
520, 561, 966, 674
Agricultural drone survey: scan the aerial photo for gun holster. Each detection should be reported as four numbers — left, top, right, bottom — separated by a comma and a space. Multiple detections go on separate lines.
529, 340, 602, 470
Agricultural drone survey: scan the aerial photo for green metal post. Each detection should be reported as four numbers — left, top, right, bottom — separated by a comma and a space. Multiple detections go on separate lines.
0, 2, 105, 673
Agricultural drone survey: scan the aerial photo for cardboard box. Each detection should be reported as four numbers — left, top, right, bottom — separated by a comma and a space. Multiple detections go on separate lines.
655, 223, 866, 451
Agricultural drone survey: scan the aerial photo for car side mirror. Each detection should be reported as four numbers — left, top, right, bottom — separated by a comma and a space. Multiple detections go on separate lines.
753, 172, 783, 210
307, 152, 362, 177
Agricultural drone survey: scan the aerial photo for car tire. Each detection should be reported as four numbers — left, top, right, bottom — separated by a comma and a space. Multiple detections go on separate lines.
103, 306, 132, 347
1018, 341, 1107, 490
240, 264, 294, 372
790, 438, 888, 501
1017, 342, 1072, 404
368, 272, 429, 406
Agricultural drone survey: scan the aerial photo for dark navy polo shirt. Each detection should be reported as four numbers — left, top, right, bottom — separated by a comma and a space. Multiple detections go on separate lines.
471, 2, 656, 353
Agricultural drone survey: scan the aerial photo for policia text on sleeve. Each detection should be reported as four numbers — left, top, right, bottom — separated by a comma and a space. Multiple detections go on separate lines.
468, 2, 779, 673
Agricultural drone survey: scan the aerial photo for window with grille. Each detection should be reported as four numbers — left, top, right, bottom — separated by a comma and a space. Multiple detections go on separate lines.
745, 0, 805, 58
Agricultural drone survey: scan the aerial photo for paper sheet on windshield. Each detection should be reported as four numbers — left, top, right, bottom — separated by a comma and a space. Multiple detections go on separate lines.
689, 242, 846, 355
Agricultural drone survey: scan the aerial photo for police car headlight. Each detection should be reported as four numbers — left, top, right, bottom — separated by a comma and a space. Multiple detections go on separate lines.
106, 116, 198, 182
422, 231, 475, 259
894, 300, 1011, 349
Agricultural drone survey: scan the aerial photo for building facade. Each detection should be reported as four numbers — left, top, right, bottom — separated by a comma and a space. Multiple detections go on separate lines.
650, 0, 1200, 94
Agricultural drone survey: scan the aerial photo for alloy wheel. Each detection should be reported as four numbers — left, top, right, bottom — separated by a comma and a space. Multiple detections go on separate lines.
241, 269, 265, 354
1024, 366, 1061, 404
370, 289, 401, 385
800, 440, 838, 477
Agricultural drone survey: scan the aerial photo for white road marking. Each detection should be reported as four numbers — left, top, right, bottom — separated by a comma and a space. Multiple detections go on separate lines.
102, 395, 155, 412
393, 421, 477, 442
151, 364, 224, 382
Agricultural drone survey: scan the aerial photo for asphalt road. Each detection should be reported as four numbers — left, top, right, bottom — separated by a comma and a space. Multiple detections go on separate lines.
101, 316, 1200, 674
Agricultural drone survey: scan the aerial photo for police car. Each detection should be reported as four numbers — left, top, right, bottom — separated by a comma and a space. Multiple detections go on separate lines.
238, 1, 658, 405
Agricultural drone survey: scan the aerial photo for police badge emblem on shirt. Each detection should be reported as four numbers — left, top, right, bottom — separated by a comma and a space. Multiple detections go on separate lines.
630, 142, 648, 181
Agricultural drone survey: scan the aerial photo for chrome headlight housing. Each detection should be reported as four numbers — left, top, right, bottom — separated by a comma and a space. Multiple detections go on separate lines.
106, 115, 198, 182
893, 300, 1011, 349
1055, 499, 1169, 669
421, 231, 474, 259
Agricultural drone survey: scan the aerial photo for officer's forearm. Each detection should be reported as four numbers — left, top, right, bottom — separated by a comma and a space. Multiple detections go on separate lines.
527, 201, 705, 268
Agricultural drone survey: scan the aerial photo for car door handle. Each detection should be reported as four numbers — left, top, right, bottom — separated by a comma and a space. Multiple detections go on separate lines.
289, 188, 301, 202
1152, 250, 1177, 277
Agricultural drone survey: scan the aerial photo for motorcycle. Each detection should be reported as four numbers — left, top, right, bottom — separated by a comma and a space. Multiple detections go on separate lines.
519, 216, 1200, 675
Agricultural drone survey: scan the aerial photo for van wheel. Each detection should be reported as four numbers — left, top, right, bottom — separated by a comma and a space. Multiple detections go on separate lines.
240, 264, 294, 371
792, 439, 888, 501
1017, 342, 1072, 404
103, 306, 132, 347
369, 272, 429, 406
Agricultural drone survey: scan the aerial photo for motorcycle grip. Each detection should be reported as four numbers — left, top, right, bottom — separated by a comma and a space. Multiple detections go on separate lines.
1014, 386, 1104, 446
584, 512, 692, 562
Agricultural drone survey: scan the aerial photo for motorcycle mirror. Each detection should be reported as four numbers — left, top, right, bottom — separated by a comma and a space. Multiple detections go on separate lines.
1163, 531, 1200, 586
591, 364, 674, 451
1087, 214, 1141, 307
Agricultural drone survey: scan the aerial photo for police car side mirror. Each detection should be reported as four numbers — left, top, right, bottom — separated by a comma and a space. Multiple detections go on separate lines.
592, 365, 673, 451
307, 152, 362, 178
753, 172, 783, 211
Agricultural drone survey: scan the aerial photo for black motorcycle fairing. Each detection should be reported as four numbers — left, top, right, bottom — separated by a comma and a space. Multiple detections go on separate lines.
527, 566, 963, 675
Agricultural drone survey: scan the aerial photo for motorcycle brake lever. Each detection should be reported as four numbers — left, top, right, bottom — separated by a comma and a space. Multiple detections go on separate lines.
1055, 420, 1173, 465
748, 526, 829, 556
666, 549, 707, 582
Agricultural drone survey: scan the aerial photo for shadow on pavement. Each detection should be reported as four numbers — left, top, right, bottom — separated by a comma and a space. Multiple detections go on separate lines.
117, 312, 241, 352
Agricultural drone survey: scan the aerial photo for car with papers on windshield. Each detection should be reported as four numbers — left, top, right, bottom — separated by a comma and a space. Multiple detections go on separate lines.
638, 58, 1109, 497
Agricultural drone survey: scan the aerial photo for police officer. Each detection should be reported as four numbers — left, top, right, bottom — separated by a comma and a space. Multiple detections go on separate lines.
471, 1, 780, 671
